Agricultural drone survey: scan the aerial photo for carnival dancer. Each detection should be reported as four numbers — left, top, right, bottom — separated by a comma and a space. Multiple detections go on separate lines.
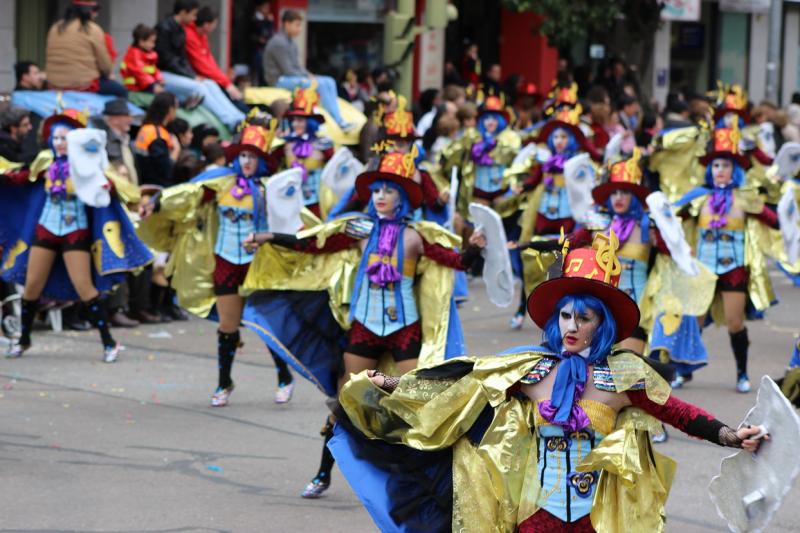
328, 95, 448, 223
329, 231, 766, 532
139, 121, 297, 406
670, 121, 780, 393
507, 84, 600, 329
273, 82, 333, 218
0, 109, 152, 362
243, 146, 487, 498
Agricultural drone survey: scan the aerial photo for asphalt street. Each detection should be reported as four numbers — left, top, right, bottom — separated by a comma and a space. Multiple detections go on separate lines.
1, 268, 798, 533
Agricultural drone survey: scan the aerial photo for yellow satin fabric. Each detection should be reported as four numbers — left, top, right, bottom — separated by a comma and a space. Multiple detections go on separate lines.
242, 217, 460, 367
648, 126, 708, 203
339, 350, 674, 533
618, 241, 650, 263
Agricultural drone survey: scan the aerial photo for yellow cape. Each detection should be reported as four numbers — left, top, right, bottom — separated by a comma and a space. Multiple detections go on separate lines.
339, 350, 675, 533
241, 216, 462, 367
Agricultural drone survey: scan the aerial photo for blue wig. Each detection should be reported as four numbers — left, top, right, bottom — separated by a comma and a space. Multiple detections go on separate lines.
546, 127, 579, 157
231, 152, 270, 178
286, 116, 321, 138
542, 294, 617, 361
703, 157, 745, 189
366, 180, 412, 220
47, 121, 77, 154
605, 193, 644, 219
478, 112, 508, 138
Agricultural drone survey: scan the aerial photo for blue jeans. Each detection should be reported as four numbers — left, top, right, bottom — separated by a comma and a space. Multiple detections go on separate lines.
277, 75, 346, 127
98, 77, 128, 98
161, 71, 245, 129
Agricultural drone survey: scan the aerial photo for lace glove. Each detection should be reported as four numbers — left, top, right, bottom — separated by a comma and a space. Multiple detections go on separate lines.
373, 371, 400, 393
718, 426, 743, 448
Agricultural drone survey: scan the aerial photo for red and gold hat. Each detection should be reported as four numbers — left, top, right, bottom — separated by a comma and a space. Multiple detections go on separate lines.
224, 122, 279, 169
698, 120, 750, 169
713, 82, 749, 123
527, 232, 640, 341
285, 81, 326, 123
592, 148, 650, 205
478, 93, 511, 122
382, 95, 417, 140
355, 146, 423, 208
42, 108, 88, 142
536, 103, 588, 149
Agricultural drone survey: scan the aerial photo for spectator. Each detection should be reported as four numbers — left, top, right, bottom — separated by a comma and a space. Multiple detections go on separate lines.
338, 69, 368, 113
443, 60, 465, 87
156, 0, 245, 128
415, 88, 441, 137
45, 0, 127, 96
481, 63, 503, 97
91, 98, 138, 185
461, 41, 481, 90
133, 91, 179, 187
250, 0, 275, 85
14, 61, 46, 90
456, 102, 478, 134
263, 10, 352, 130
183, 7, 245, 104
121, 24, 165, 93
234, 74, 252, 94
190, 124, 220, 157
429, 114, 459, 162
167, 117, 199, 183
0, 107, 33, 164
202, 141, 226, 169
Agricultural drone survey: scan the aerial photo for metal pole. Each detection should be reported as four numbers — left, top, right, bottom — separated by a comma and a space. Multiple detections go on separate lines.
766, 0, 783, 102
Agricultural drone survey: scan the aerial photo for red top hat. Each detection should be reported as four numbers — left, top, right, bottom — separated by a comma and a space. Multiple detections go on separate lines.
224, 124, 278, 169
592, 148, 650, 205
527, 232, 640, 341
698, 120, 750, 169
42, 108, 88, 142
355, 147, 423, 208
382, 95, 417, 140
284, 82, 326, 123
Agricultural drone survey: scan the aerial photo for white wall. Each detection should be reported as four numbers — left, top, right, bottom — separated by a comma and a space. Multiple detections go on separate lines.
0, 0, 16, 91
748, 12, 769, 103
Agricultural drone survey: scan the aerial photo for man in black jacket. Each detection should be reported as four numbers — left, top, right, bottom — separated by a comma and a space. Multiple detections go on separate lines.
0, 107, 33, 164
155, 0, 244, 128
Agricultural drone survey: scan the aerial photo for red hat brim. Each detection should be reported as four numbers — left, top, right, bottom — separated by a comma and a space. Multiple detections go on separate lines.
355, 171, 423, 209
479, 108, 511, 123
698, 151, 750, 170
285, 109, 326, 123
224, 143, 278, 170
592, 181, 650, 206
42, 114, 85, 142
527, 277, 640, 342
536, 120, 588, 147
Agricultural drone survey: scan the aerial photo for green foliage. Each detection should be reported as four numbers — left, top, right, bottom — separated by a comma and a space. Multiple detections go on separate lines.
503, 0, 663, 50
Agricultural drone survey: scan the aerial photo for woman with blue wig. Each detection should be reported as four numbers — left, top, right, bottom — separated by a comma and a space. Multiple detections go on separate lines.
1, 109, 152, 362
330, 232, 766, 532
139, 121, 298, 407
671, 120, 780, 393
274, 83, 334, 218
245, 147, 487, 498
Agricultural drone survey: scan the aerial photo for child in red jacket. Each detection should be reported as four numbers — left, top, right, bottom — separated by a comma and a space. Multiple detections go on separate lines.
120, 24, 165, 93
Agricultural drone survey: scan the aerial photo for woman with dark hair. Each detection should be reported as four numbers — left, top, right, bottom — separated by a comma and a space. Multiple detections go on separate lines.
1, 109, 151, 361
45, 0, 127, 97
133, 92, 180, 188
329, 232, 766, 532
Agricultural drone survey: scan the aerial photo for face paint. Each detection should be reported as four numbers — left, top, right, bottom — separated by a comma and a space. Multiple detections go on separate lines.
558, 300, 600, 352
372, 185, 400, 217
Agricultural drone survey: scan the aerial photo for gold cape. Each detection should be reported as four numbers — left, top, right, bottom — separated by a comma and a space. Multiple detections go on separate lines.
241, 216, 462, 367
339, 350, 675, 533
441, 127, 522, 217
136, 174, 322, 318
648, 126, 708, 203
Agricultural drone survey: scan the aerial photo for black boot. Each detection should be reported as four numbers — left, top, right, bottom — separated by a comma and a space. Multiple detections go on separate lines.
730, 328, 750, 392
18, 298, 37, 347
302, 418, 335, 498
217, 330, 240, 390
85, 297, 119, 362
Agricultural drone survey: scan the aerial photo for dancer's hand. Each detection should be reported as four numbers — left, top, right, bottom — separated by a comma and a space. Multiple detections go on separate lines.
737, 425, 769, 453
469, 230, 486, 248
366, 369, 385, 387
139, 200, 156, 219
